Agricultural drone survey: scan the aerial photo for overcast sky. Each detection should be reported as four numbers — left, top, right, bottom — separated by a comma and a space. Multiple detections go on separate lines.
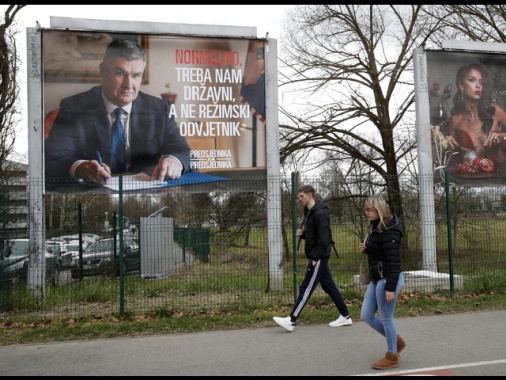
10, 4, 296, 160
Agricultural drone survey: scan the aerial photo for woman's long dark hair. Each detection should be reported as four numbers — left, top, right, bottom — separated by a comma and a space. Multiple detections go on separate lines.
451, 63, 495, 131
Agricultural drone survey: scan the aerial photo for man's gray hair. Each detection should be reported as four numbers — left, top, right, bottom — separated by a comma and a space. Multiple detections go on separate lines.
103, 38, 146, 63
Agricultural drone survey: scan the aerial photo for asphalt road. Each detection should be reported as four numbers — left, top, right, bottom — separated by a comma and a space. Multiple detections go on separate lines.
1, 309, 505, 376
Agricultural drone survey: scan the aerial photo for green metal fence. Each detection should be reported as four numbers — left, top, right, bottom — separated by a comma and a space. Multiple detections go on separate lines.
174, 226, 210, 263
0, 172, 505, 320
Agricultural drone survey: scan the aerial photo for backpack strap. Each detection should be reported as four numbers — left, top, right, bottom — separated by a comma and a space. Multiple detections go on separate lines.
331, 240, 339, 259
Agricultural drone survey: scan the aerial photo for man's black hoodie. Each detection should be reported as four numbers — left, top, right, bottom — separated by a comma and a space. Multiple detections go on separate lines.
300, 201, 333, 262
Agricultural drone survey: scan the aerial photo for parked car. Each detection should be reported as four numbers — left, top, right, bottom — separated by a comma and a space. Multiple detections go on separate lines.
50, 234, 80, 244
45, 240, 72, 268
65, 240, 81, 260
0, 239, 31, 275
82, 234, 101, 246
50, 234, 101, 250
71, 237, 140, 278
0, 239, 63, 284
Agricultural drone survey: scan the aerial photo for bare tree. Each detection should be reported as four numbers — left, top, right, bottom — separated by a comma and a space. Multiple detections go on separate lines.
278, 5, 447, 226
425, 5, 506, 43
0, 5, 25, 176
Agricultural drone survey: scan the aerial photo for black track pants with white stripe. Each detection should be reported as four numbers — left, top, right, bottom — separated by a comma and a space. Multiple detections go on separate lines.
290, 257, 349, 322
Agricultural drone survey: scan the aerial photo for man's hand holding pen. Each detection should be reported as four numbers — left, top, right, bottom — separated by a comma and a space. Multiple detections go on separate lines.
74, 152, 111, 185
95, 151, 111, 184
96, 161, 111, 184
75, 161, 111, 184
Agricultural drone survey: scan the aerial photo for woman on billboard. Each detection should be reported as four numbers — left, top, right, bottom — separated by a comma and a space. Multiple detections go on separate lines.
443, 63, 506, 175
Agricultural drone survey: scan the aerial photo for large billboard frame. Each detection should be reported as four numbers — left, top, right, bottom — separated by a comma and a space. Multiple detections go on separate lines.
42, 23, 269, 193
426, 49, 506, 186
27, 17, 283, 297
414, 40, 506, 272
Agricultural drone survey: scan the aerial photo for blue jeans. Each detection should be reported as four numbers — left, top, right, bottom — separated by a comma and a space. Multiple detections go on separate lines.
360, 273, 404, 353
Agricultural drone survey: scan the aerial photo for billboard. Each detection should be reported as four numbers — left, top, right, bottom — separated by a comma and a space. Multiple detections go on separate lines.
42, 29, 268, 193
426, 50, 506, 186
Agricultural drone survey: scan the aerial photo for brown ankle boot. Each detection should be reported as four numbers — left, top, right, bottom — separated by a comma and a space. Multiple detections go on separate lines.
397, 335, 406, 355
372, 352, 399, 370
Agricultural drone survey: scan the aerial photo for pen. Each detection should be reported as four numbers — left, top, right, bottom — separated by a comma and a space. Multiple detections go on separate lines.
96, 151, 107, 184
96, 150, 104, 165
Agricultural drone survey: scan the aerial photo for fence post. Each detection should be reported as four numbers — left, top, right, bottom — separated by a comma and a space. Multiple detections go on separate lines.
118, 176, 125, 314
291, 172, 298, 302
445, 171, 455, 296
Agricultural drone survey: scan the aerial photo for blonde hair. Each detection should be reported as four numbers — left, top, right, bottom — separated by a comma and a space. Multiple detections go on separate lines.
364, 194, 391, 231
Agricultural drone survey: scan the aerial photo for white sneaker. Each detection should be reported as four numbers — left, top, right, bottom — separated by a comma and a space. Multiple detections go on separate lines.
329, 315, 352, 327
273, 316, 295, 332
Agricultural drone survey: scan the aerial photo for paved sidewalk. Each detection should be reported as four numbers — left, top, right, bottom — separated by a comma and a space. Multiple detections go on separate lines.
1, 309, 505, 376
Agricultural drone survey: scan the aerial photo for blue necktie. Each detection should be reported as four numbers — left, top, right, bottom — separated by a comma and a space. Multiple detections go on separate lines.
111, 108, 126, 174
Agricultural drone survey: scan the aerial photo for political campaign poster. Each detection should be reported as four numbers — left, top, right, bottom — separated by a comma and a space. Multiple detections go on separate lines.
42, 29, 267, 193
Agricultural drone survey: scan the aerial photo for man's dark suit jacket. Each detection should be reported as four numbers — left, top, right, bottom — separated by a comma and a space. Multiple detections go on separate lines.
45, 85, 191, 179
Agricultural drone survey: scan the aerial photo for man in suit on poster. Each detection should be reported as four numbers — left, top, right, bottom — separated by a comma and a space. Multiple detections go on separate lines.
45, 38, 191, 184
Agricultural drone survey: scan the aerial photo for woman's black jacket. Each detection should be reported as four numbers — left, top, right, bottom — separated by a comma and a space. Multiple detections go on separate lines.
300, 201, 333, 261
364, 215, 403, 292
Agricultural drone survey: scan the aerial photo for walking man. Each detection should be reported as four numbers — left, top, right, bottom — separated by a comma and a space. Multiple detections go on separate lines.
273, 184, 352, 331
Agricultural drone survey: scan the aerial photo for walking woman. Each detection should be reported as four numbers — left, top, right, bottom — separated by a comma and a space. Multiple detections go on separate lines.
358, 194, 405, 370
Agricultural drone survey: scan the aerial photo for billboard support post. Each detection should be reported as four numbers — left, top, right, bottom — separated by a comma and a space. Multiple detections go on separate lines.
265, 38, 283, 291
26, 27, 46, 298
413, 47, 438, 272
